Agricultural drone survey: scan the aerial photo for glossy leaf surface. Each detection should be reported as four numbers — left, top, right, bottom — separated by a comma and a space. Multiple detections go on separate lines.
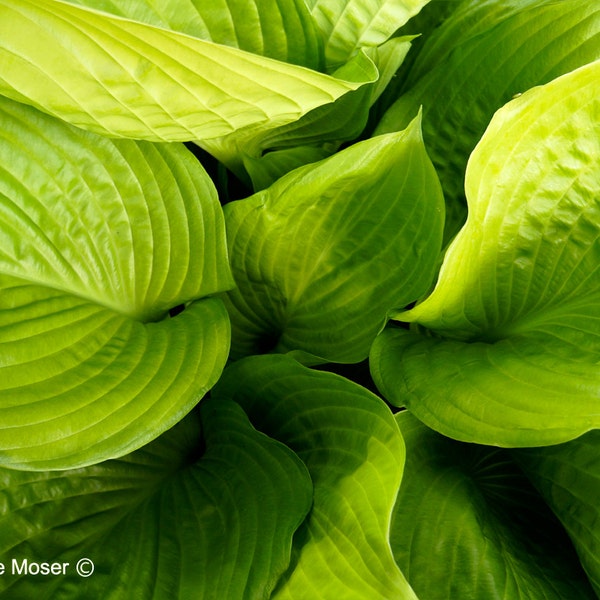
308, 0, 429, 69
390, 411, 597, 599
67, 0, 323, 69
0, 401, 312, 598
376, 0, 600, 240
0, 0, 369, 142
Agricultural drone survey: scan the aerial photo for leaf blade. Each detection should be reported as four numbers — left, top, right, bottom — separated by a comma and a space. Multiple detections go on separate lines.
514, 431, 600, 596
224, 114, 444, 363
372, 60, 600, 446
0, 98, 232, 469
0, 402, 312, 598
67, 0, 324, 69
0, 0, 371, 142
213, 354, 418, 600
376, 0, 600, 241
310, 0, 429, 69
390, 411, 597, 599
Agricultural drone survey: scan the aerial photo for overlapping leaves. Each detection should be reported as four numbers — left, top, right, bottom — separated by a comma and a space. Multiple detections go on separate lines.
0, 0, 431, 186
390, 411, 597, 599
67, 0, 324, 69
376, 0, 600, 240
224, 114, 444, 363
0, 401, 312, 599
0, 1, 598, 598
308, 0, 429, 69
371, 60, 600, 446
514, 430, 600, 596
0, 97, 232, 469
213, 355, 418, 600
0, 0, 371, 143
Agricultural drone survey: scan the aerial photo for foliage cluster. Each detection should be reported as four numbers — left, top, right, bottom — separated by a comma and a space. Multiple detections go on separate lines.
0, 0, 598, 598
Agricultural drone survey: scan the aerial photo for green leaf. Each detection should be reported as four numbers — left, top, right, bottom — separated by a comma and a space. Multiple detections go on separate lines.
514, 431, 600, 596
0, 401, 312, 599
366, 0, 462, 130
66, 0, 324, 70
390, 411, 597, 599
364, 36, 415, 106
223, 114, 444, 363
212, 354, 418, 600
198, 48, 379, 182
0, 0, 371, 142
0, 97, 232, 469
308, 0, 430, 70
234, 37, 415, 190
242, 145, 332, 192
371, 60, 600, 446
375, 0, 600, 241
399, 0, 551, 81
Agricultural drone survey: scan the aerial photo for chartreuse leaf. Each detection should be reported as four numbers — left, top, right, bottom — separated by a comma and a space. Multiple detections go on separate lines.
0, 0, 372, 143
237, 36, 414, 190
307, 0, 430, 70
390, 411, 597, 599
376, 0, 600, 240
198, 47, 379, 182
223, 114, 444, 363
0, 97, 233, 470
371, 61, 600, 446
0, 401, 312, 599
513, 431, 600, 596
58, 2, 414, 188
66, 0, 323, 69
212, 354, 418, 600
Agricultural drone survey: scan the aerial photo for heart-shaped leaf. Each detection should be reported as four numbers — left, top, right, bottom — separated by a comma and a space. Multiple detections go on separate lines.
223, 114, 444, 363
0, 97, 232, 469
371, 60, 600, 446
213, 355, 418, 600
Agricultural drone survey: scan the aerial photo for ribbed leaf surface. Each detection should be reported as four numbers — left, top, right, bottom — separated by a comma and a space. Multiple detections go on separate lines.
376, 0, 600, 240
224, 115, 444, 363
309, 0, 429, 69
514, 431, 600, 596
371, 60, 600, 446
0, 402, 312, 599
0, 0, 369, 142
390, 411, 597, 599
0, 97, 232, 469
213, 355, 418, 600
67, 0, 323, 69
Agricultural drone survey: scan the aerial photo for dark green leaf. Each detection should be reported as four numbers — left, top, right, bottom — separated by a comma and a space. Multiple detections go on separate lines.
390, 411, 597, 599
0, 401, 312, 599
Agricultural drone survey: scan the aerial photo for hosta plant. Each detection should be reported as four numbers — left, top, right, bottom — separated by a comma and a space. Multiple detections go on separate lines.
0, 0, 598, 598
